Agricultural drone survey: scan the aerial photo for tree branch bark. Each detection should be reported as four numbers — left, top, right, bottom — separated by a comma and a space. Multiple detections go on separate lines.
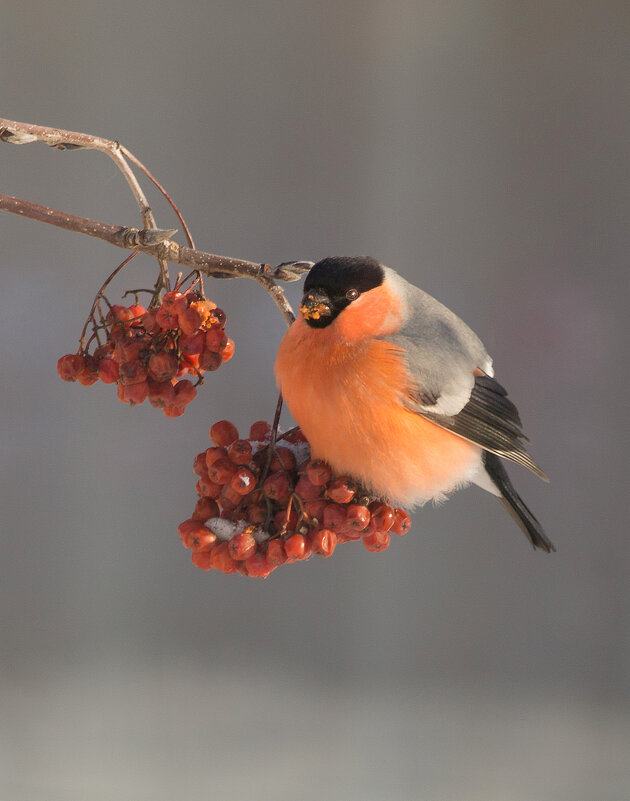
0, 192, 303, 325
0, 117, 312, 326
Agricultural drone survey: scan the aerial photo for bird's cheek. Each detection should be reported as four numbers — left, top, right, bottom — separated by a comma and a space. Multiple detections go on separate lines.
335, 288, 403, 343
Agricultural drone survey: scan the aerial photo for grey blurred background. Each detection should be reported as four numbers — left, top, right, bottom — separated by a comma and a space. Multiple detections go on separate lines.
1, 2, 628, 799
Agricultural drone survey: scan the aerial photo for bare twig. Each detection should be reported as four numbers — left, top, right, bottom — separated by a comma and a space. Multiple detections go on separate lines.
79, 251, 140, 349
0, 192, 303, 325
0, 118, 312, 326
120, 146, 195, 249
0, 117, 177, 293
1, 117, 155, 230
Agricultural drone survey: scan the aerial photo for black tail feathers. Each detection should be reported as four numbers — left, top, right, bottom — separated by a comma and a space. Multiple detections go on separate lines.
483, 452, 556, 554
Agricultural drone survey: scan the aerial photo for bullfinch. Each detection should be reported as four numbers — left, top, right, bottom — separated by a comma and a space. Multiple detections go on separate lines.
275, 256, 555, 553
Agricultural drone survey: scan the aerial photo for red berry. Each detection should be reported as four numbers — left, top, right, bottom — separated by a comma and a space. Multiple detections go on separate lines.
230, 467, 257, 495
161, 290, 185, 308
312, 528, 337, 558
209, 542, 237, 573
76, 355, 100, 386
344, 504, 371, 531
246, 504, 267, 525
147, 379, 175, 408
193, 451, 208, 476
205, 327, 228, 353
210, 420, 239, 447
174, 379, 197, 406
128, 303, 146, 319
295, 474, 322, 501
284, 533, 308, 561
362, 530, 391, 552
270, 446, 297, 472
249, 420, 271, 441
228, 531, 257, 561
209, 308, 227, 328
323, 504, 346, 532
368, 502, 395, 532
193, 497, 220, 521
94, 343, 114, 359
180, 330, 206, 355
263, 471, 292, 503
244, 552, 274, 578
198, 349, 222, 371
196, 476, 222, 499
208, 457, 238, 485
222, 339, 235, 362
156, 304, 179, 329
178, 519, 217, 552
177, 518, 199, 546
139, 309, 160, 334
119, 358, 148, 386
219, 483, 243, 511
115, 336, 146, 364
326, 477, 357, 504
117, 380, 149, 406
191, 550, 215, 570
303, 499, 327, 524
227, 439, 253, 465
178, 305, 204, 336
190, 526, 217, 553
106, 304, 135, 324
148, 351, 179, 382
337, 528, 362, 542
391, 508, 412, 536
162, 404, 186, 417
205, 447, 228, 470
306, 459, 332, 486
97, 357, 119, 384
266, 539, 287, 566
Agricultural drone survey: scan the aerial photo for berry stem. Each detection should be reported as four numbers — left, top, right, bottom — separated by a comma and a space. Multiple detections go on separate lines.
260, 393, 285, 485
79, 251, 139, 350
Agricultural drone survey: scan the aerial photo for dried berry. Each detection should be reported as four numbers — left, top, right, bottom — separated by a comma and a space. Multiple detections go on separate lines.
210, 420, 239, 447
180, 421, 412, 577
58, 287, 231, 417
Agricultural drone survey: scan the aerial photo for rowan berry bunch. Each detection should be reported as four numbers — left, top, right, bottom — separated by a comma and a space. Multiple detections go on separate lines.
178, 419, 412, 578
57, 285, 234, 418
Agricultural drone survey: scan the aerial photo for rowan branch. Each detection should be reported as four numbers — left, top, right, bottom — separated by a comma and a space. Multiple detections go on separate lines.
0, 117, 313, 326
0, 192, 306, 325
1, 118, 184, 295
0, 117, 156, 229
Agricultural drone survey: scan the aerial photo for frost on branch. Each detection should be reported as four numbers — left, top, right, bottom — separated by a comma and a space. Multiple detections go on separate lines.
179, 420, 413, 578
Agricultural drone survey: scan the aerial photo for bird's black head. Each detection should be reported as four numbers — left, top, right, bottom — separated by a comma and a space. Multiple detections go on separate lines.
300, 256, 385, 328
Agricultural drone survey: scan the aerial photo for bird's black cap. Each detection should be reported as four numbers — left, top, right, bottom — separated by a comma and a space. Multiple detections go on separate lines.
304, 256, 384, 297
301, 256, 385, 328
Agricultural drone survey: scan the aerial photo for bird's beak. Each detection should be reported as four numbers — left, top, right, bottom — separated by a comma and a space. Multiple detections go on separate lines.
299, 289, 332, 321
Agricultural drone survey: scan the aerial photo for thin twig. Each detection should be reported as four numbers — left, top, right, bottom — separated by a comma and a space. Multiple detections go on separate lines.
0, 118, 312, 325
0, 193, 302, 325
79, 250, 140, 349
0, 117, 174, 289
120, 145, 195, 249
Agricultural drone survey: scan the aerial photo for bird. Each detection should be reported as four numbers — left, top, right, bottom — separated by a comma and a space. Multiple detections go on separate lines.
275, 256, 555, 553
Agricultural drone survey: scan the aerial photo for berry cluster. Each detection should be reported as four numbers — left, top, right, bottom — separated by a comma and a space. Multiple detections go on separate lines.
57, 291, 234, 417
178, 420, 412, 577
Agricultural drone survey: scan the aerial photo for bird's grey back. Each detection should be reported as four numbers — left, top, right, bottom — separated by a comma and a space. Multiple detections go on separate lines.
382, 266, 492, 404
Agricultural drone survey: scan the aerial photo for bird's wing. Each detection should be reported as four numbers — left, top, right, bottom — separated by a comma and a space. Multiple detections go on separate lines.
383, 286, 547, 480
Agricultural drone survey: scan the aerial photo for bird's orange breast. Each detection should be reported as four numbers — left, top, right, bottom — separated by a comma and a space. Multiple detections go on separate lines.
275, 316, 479, 505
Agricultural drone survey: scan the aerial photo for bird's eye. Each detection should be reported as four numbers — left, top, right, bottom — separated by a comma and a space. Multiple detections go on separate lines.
345, 288, 359, 301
